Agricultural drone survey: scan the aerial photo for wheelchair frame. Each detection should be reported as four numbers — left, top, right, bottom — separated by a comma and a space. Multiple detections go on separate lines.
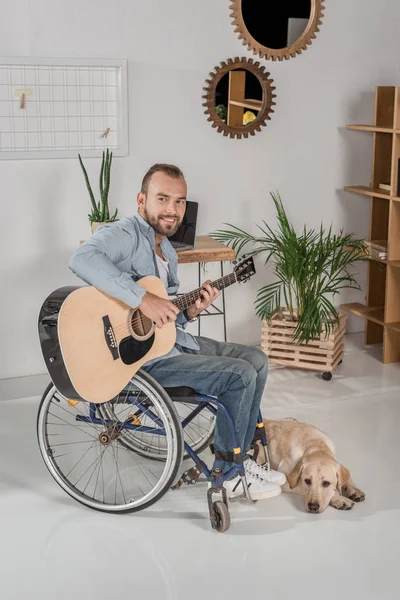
37, 372, 269, 533
167, 392, 268, 532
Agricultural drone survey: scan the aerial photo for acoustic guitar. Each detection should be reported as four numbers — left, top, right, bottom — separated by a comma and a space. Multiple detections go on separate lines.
38, 256, 255, 404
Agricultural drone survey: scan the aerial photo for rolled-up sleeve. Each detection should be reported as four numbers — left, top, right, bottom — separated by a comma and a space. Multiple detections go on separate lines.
69, 225, 146, 309
175, 310, 189, 329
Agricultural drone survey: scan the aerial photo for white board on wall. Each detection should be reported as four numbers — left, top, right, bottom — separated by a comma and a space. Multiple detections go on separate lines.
0, 57, 128, 160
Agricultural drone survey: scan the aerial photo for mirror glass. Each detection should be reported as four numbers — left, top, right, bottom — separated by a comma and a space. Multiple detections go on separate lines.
242, 0, 312, 50
214, 69, 264, 128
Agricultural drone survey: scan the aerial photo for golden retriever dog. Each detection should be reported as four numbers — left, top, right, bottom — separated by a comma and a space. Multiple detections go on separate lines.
257, 419, 365, 513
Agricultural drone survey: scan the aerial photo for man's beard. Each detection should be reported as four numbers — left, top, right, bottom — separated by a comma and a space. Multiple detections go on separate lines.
143, 207, 182, 237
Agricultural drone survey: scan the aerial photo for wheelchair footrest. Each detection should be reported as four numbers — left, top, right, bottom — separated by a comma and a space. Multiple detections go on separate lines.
171, 463, 204, 490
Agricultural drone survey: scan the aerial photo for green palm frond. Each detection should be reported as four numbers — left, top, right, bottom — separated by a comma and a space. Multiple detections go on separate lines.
255, 281, 283, 321
210, 191, 368, 344
211, 224, 267, 257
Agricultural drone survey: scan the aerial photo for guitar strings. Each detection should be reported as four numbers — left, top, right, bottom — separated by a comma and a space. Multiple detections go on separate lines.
111, 277, 236, 334
110, 274, 237, 335
106, 272, 238, 338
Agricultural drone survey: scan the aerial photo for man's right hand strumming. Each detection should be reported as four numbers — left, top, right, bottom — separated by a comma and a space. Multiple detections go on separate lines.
139, 292, 180, 328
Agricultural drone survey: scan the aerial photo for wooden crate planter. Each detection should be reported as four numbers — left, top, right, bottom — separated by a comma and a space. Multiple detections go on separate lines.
261, 309, 347, 377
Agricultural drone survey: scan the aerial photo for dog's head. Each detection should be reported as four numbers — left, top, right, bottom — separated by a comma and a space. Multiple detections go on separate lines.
287, 452, 350, 513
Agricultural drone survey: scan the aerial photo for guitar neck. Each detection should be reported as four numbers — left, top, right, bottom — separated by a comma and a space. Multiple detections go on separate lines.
172, 272, 237, 312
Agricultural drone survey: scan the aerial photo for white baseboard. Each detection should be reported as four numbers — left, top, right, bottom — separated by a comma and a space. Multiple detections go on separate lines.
0, 373, 51, 401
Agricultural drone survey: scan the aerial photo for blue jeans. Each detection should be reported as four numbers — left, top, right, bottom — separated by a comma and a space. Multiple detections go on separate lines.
142, 336, 268, 474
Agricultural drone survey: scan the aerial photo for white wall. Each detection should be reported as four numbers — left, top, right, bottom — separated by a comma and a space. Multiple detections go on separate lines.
1, 0, 400, 379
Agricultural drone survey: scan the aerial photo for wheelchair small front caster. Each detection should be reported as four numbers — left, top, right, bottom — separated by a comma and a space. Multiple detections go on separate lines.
322, 372, 332, 381
211, 501, 230, 533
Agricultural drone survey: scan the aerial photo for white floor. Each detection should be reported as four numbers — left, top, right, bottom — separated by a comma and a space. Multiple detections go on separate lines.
1, 333, 399, 600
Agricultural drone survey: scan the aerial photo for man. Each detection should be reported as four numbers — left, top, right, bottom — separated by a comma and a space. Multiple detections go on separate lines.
69, 164, 285, 500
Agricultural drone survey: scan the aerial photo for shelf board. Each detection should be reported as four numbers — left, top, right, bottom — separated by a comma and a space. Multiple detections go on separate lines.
387, 322, 400, 334
365, 240, 387, 252
362, 253, 400, 267
340, 303, 385, 325
229, 99, 262, 111
344, 243, 400, 266
368, 255, 390, 265
346, 124, 398, 133
344, 185, 391, 200
365, 240, 388, 261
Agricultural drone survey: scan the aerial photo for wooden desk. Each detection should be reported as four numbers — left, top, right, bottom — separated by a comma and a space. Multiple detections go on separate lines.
176, 236, 235, 341
79, 235, 235, 262
177, 235, 235, 264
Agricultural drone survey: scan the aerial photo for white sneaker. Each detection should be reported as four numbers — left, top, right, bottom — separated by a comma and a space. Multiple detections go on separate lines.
245, 458, 287, 486
221, 468, 281, 501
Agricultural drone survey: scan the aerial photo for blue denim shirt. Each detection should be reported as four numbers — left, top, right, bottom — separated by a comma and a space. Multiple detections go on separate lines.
69, 213, 200, 366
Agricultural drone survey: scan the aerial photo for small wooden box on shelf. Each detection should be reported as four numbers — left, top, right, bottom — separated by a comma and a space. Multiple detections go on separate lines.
342, 86, 400, 364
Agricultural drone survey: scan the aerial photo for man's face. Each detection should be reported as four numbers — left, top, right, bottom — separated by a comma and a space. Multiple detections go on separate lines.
137, 172, 187, 238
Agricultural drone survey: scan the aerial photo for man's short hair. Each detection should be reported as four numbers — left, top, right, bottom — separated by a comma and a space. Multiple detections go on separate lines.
141, 164, 185, 195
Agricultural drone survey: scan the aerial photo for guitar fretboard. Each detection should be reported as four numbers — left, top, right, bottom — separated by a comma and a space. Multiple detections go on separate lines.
172, 273, 237, 312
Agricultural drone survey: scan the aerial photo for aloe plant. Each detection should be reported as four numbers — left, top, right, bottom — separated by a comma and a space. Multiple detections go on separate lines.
78, 149, 118, 223
211, 192, 368, 344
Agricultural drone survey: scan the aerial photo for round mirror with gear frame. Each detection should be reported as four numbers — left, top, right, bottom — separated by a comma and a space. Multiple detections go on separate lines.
229, 0, 325, 61
202, 57, 276, 139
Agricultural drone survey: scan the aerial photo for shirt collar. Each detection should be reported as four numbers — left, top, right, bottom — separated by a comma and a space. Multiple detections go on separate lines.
133, 212, 174, 254
134, 212, 152, 234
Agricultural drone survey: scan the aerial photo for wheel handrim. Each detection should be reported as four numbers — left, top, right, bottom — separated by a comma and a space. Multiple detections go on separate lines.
37, 374, 180, 512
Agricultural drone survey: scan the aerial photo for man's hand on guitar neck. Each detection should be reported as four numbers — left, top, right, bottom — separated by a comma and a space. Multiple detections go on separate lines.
139, 280, 219, 328
186, 280, 220, 319
139, 292, 180, 329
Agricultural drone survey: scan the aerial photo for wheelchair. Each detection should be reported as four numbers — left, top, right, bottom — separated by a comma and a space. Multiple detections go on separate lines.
37, 369, 269, 533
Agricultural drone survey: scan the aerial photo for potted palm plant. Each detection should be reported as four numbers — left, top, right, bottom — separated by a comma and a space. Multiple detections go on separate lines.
211, 192, 367, 379
78, 149, 118, 233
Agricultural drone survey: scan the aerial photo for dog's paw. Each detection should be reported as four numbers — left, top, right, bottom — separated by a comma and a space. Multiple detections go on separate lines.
330, 495, 355, 510
348, 489, 365, 503
343, 486, 366, 503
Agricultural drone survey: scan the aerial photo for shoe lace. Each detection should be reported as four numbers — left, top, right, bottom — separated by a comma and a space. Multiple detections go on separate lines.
244, 470, 262, 485
245, 459, 268, 479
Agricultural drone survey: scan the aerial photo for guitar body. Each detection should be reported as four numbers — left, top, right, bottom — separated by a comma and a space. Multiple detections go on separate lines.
38, 277, 176, 404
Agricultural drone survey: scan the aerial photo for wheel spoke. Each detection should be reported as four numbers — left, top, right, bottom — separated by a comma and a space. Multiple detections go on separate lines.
47, 410, 98, 441
66, 439, 100, 480
39, 375, 181, 512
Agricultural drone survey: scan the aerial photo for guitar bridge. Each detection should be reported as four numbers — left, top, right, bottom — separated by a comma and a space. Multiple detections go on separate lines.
102, 315, 119, 360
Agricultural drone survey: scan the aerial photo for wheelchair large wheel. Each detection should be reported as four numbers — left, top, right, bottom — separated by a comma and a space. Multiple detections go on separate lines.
37, 370, 184, 513
103, 395, 215, 460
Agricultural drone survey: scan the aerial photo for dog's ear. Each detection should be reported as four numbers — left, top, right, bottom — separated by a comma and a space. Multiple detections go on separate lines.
287, 459, 305, 489
336, 464, 350, 493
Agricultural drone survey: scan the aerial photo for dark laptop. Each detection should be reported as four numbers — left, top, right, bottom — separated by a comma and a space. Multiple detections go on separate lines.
169, 200, 198, 251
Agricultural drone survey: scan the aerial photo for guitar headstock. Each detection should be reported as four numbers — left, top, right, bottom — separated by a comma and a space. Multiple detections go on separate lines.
233, 255, 256, 283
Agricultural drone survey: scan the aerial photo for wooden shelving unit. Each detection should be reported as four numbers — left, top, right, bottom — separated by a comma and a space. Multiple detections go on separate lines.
342, 86, 400, 364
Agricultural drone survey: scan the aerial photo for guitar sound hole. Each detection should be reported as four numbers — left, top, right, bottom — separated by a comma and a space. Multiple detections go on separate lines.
131, 309, 154, 339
